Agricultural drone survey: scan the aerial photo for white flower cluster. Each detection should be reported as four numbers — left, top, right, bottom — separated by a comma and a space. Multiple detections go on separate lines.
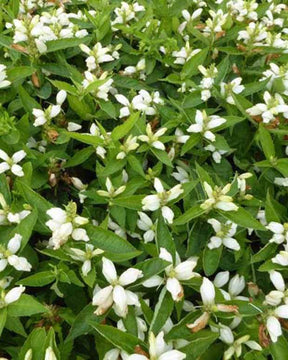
7, 8, 88, 54
2, 0, 288, 358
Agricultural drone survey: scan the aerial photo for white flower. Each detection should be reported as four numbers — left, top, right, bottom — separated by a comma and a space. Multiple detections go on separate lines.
198, 64, 218, 99
265, 271, 287, 306
261, 63, 288, 95
69, 244, 104, 276
0, 234, 32, 272
266, 222, 288, 244
172, 166, 189, 183
272, 247, 288, 266
132, 90, 163, 115
0, 150, 26, 177
92, 257, 143, 317
33, 90, 66, 127
44, 347, 57, 360
0, 285, 25, 308
118, 314, 147, 341
0, 193, 31, 226
214, 271, 230, 289
186, 278, 215, 332
274, 177, 288, 187
117, 135, 139, 159
203, 9, 228, 36
175, 128, 189, 144
143, 248, 199, 302
137, 212, 155, 243
178, 9, 203, 34
201, 182, 238, 212
237, 172, 252, 196
0, 65, 11, 89
223, 333, 261, 360
142, 178, 183, 224
82, 71, 114, 101
238, 22, 268, 46
46, 202, 89, 250
103, 348, 129, 360
67, 122, 82, 132
128, 331, 186, 360
266, 316, 283, 343
24, 349, 32, 360
187, 110, 226, 142
112, 2, 144, 27
138, 123, 167, 150
88, 123, 108, 159
220, 78, 245, 105
80, 43, 117, 71
123, 58, 146, 80
27, 137, 47, 153
205, 144, 227, 163
247, 91, 288, 123
227, 0, 258, 22
71, 177, 88, 203
207, 218, 239, 251
97, 178, 126, 198
56, 90, 67, 105
214, 272, 248, 301
172, 42, 201, 65
115, 94, 132, 118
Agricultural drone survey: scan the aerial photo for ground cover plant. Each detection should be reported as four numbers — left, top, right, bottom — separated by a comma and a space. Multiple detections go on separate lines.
1, 0, 288, 358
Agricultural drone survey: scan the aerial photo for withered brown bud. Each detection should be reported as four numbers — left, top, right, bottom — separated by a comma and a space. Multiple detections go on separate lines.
31, 72, 40, 88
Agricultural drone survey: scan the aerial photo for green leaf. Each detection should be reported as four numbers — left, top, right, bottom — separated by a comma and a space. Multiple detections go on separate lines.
181, 48, 209, 79
265, 192, 281, 222
9, 210, 38, 251
203, 246, 222, 276
133, 258, 169, 284
8, 294, 47, 317
86, 225, 141, 261
7, 66, 34, 82
156, 214, 176, 259
17, 271, 56, 287
111, 112, 140, 141
275, 159, 288, 177
18, 86, 41, 112
45, 37, 91, 52
218, 207, 266, 231
181, 133, 201, 155
151, 148, 173, 167
150, 288, 174, 334
270, 335, 288, 360
173, 205, 205, 226
18, 328, 47, 360
66, 304, 100, 341
66, 132, 104, 146
90, 322, 146, 353
0, 308, 7, 337
5, 316, 27, 337
16, 181, 52, 233
196, 162, 214, 186
65, 146, 94, 168
241, 78, 270, 97
111, 195, 145, 211
0, 174, 11, 203
127, 155, 145, 177
251, 242, 278, 264
215, 56, 230, 85
180, 330, 218, 359
49, 80, 78, 95
67, 95, 92, 120
258, 124, 275, 160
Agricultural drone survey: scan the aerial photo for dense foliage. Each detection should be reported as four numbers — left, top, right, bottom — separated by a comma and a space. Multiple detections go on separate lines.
1, 0, 288, 358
